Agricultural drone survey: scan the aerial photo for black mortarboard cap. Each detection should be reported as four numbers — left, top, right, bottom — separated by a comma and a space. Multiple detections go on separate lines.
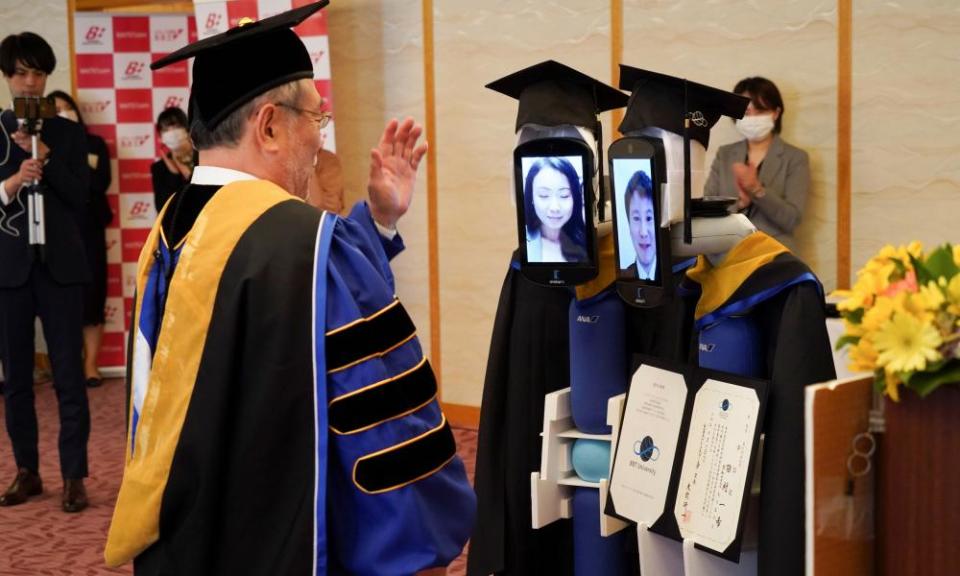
617, 65, 748, 149
151, 1, 328, 130
486, 60, 628, 132
617, 65, 748, 244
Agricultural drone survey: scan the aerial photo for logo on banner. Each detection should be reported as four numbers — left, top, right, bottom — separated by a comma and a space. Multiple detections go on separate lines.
122, 262, 139, 298
116, 30, 148, 42
85, 26, 107, 43
302, 36, 331, 79
80, 65, 112, 76
118, 101, 150, 114
114, 54, 152, 88
118, 159, 154, 191
102, 338, 123, 354
81, 100, 111, 114
128, 201, 152, 220
76, 54, 114, 88
119, 171, 152, 190
120, 134, 151, 150
205, 13, 222, 31
100, 332, 125, 365
120, 193, 157, 228
153, 28, 184, 43
123, 61, 146, 80
153, 90, 190, 119
125, 273, 137, 297
116, 89, 153, 123
105, 301, 120, 325
163, 96, 184, 109
117, 125, 155, 159
104, 297, 126, 333
106, 267, 122, 297
76, 16, 114, 53
106, 229, 122, 264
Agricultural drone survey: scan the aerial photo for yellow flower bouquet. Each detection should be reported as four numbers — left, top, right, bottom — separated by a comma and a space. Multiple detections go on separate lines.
835, 242, 960, 401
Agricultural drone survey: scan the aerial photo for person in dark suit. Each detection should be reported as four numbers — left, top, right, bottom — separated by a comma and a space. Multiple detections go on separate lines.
150, 106, 193, 213
0, 32, 91, 513
49, 90, 113, 388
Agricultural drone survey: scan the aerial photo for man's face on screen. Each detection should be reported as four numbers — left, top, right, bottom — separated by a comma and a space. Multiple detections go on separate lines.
629, 189, 655, 267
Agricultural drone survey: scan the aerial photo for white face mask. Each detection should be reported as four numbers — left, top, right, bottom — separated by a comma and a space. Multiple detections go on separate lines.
161, 128, 189, 150
58, 110, 79, 123
735, 114, 776, 142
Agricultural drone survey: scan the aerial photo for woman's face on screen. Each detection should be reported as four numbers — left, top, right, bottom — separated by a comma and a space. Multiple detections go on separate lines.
629, 189, 655, 266
532, 166, 574, 234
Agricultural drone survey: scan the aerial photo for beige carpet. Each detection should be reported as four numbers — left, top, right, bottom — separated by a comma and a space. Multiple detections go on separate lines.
0, 378, 477, 575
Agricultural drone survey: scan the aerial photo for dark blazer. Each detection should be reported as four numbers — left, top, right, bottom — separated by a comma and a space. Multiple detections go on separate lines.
703, 135, 810, 252
151, 159, 189, 213
85, 133, 113, 228
622, 261, 658, 281
0, 114, 91, 287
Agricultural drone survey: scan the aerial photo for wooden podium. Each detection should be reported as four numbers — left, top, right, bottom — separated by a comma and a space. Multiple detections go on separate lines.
878, 385, 960, 576
805, 376, 875, 576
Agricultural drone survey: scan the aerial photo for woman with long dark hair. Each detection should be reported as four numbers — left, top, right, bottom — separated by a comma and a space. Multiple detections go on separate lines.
523, 156, 587, 263
48, 90, 112, 387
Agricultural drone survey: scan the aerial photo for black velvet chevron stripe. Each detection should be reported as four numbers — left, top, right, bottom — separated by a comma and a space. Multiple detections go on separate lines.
326, 299, 416, 372
329, 359, 438, 434
353, 418, 456, 494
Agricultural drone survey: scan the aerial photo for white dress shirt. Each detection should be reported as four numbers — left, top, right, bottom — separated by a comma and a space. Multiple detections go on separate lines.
636, 254, 658, 281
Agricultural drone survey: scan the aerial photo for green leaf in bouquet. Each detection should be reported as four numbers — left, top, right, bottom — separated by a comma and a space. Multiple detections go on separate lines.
843, 308, 865, 324
875, 370, 888, 394
912, 358, 948, 378
924, 244, 960, 281
835, 334, 861, 351
909, 253, 934, 286
905, 359, 960, 398
891, 258, 908, 276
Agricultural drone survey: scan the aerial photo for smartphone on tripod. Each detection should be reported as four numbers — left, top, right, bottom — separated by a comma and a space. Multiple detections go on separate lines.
12, 96, 57, 254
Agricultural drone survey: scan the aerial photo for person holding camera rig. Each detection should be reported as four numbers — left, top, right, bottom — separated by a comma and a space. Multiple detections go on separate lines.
0, 32, 92, 513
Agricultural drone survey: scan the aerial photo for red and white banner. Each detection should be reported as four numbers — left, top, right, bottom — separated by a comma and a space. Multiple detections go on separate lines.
74, 3, 334, 369
75, 12, 197, 369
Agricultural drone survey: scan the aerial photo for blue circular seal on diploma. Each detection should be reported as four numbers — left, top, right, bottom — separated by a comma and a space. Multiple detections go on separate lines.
634, 436, 660, 462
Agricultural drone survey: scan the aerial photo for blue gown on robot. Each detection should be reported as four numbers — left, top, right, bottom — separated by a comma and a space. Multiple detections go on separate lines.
568, 239, 633, 576
682, 232, 836, 576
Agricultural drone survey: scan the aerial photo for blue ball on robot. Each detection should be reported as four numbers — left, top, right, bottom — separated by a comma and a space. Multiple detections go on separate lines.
571, 439, 612, 483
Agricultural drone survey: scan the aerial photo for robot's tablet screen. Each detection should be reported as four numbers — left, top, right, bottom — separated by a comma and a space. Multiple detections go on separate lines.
609, 137, 669, 307
520, 154, 588, 263
612, 157, 660, 284
514, 139, 597, 286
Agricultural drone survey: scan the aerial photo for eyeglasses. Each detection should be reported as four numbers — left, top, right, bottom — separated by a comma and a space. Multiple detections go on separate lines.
275, 102, 331, 129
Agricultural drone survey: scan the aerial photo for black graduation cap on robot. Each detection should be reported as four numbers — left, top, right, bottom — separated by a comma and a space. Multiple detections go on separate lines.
617, 65, 749, 242
150, 1, 329, 131
485, 60, 628, 133
617, 65, 748, 148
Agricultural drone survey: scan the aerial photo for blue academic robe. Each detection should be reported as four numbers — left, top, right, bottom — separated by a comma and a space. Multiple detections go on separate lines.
106, 179, 475, 575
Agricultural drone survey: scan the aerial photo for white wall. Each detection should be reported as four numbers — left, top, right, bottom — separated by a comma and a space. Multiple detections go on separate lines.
0, 0, 72, 107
